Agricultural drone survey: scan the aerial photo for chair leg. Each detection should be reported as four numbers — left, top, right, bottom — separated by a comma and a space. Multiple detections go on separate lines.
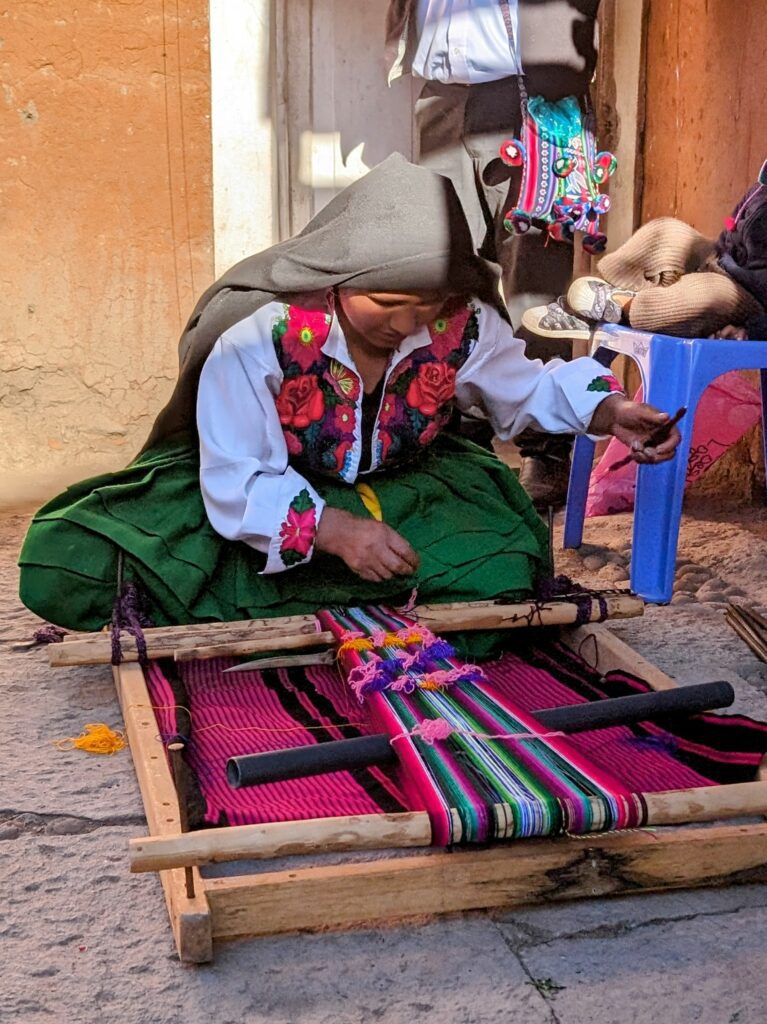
630, 410, 695, 603
563, 434, 596, 549
760, 369, 767, 505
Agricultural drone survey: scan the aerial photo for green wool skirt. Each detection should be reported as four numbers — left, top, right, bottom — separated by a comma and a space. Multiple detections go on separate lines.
18, 435, 549, 642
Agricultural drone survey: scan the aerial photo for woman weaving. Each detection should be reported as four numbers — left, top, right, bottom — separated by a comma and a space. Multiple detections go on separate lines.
19, 155, 680, 633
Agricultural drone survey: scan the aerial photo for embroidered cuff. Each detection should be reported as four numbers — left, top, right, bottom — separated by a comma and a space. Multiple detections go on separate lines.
263, 483, 326, 574
561, 360, 625, 437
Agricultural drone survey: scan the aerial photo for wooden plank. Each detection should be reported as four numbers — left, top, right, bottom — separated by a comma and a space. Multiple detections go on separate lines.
564, 622, 679, 691
113, 662, 213, 963
204, 822, 767, 939
595, 0, 649, 250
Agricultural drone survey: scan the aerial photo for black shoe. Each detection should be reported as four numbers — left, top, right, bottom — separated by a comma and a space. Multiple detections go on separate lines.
519, 454, 571, 510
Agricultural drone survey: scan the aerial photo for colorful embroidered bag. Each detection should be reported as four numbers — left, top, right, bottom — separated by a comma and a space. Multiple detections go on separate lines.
499, 95, 617, 255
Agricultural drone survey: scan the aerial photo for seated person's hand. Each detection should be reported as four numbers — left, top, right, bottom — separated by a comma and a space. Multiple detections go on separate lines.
316, 508, 420, 582
709, 324, 749, 340
588, 395, 681, 464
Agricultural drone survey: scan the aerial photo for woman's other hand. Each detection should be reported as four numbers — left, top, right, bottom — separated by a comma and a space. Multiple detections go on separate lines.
588, 395, 681, 464
315, 508, 420, 582
710, 324, 749, 340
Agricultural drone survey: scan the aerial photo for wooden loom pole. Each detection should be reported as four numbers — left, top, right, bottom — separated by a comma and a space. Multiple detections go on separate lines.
128, 777, 767, 873
49, 593, 644, 667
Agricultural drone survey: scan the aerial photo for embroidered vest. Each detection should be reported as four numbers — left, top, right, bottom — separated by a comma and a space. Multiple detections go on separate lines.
272, 300, 479, 482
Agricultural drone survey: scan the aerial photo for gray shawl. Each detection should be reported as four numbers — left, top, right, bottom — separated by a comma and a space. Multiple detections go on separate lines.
141, 154, 503, 451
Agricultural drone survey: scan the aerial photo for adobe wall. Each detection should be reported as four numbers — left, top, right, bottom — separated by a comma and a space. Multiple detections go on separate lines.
2, 2, 213, 507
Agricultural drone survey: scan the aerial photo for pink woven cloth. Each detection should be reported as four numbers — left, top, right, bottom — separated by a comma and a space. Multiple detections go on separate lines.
146, 650, 718, 828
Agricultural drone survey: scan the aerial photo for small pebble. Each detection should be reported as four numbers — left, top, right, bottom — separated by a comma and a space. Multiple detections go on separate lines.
674, 576, 703, 594
582, 554, 606, 571
697, 591, 728, 605
696, 578, 727, 599
675, 568, 710, 583
598, 563, 627, 582
671, 593, 695, 605
604, 551, 627, 565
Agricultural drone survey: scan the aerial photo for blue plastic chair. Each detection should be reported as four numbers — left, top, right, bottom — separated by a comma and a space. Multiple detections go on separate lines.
563, 324, 767, 603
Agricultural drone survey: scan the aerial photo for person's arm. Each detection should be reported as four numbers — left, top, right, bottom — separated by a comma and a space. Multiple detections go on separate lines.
197, 333, 326, 574
455, 301, 680, 461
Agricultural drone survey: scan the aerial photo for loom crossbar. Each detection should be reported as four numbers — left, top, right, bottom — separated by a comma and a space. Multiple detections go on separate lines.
49, 594, 643, 666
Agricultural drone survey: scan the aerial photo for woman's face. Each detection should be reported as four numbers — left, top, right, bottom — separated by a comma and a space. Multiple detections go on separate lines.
337, 289, 448, 353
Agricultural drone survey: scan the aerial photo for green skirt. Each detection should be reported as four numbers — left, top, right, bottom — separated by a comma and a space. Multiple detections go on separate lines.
19, 435, 549, 639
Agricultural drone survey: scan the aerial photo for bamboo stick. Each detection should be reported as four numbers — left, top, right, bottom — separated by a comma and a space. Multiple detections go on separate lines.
49, 594, 643, 668
726, 605, 767, 664
128, 778, 767, 873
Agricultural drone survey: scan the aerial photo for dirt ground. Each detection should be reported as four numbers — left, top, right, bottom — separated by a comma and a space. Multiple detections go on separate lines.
2, 496, 767, 1024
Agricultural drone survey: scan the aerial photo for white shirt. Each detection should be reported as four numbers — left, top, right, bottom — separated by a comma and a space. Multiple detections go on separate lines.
412, 0, 523, 84
197, 297, 620, 574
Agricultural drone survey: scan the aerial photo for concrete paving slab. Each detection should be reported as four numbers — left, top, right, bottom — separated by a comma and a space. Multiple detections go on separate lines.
504, 904, 767, 1024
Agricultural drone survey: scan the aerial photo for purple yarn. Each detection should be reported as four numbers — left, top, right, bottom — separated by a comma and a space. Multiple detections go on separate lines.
536, 575, 611, 625
33, 624, 67, 644
110, 581, 153, 666
423, 639, 456, 661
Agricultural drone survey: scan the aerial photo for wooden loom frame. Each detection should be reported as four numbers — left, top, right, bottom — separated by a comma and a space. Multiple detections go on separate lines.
114, 623, 767, 963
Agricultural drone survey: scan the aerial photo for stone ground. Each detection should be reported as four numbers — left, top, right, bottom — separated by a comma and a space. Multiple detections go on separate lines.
2, 498, 767, 1024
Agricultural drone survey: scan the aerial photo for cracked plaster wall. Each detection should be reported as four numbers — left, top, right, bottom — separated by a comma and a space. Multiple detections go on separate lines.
1, 2, 213, 508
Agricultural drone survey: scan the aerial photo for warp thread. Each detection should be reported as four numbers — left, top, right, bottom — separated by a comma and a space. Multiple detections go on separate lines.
392, 717, 566, 747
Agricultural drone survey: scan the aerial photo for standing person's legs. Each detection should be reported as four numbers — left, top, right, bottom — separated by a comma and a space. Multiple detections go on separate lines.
415, 81, 493, 253
416, 78, 577, 504
416, 79, 516, 449
462, 78, 577, 505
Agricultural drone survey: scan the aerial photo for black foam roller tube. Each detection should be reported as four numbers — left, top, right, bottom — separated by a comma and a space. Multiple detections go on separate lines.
226, 734, 395, 788
226, 680, 735, 789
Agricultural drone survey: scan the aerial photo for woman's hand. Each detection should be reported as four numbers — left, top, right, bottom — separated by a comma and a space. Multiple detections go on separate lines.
588, 395, 681, 464
710, 324, 748, 340
315, 508, 420, 582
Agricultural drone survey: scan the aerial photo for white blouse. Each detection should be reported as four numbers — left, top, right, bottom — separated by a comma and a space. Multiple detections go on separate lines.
197, 297, 621, 573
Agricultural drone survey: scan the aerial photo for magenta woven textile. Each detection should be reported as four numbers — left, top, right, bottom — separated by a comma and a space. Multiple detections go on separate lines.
144, 643, 767, 831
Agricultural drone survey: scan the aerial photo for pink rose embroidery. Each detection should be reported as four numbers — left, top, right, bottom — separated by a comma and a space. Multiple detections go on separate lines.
406, 363, 457, 416
276, 375, 325, 429
278, 489, 317, 567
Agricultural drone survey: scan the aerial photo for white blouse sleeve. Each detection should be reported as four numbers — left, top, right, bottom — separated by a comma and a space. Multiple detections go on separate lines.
196, 328, 325, 574
454, 300, 625, 439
